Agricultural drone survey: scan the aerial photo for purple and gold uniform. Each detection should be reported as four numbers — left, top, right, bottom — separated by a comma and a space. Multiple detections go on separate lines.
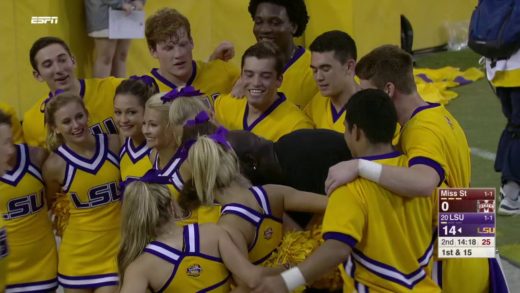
214, 93, 314, 141
0, 215, 8, 292
323, 151, 439, 292
54, 134, 121, 288
280, 46, 318, 108
400, 103, 506, 292
0, 144, 58, 292
220, 186, 283, 265
143, 224, 230, 292
304, 93, 346, 133
119, 137, 152, 182
148, 60, 239, 108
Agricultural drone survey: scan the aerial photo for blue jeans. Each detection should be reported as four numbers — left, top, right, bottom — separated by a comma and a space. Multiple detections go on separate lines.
494, 87, 520, 184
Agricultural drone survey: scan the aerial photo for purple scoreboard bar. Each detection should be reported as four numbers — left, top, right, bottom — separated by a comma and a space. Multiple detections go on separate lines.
438, 188, 496, 258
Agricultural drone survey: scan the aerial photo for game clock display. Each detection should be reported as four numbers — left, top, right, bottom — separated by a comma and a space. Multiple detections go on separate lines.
438, 188, 496, 258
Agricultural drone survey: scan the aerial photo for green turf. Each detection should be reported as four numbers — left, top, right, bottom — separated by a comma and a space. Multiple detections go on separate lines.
415, 49, 520, 266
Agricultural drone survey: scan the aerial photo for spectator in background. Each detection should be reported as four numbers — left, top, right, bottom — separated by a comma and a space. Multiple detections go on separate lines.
486, 50, 520, 216
85, 0, 145, 77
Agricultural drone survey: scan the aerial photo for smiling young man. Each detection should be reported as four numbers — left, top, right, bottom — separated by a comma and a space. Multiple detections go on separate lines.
305, 30, 359, 133
245, 0, 317, 108
144, 8, 239, 108
215, 41, 313, 142
23, 36, 121, 148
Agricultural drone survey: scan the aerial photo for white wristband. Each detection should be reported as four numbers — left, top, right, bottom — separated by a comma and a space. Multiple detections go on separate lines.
358, 159, 383, 183
280, 267, 306, 291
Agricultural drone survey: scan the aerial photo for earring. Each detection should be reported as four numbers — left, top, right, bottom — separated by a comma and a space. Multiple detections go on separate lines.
253, 165, 257, 171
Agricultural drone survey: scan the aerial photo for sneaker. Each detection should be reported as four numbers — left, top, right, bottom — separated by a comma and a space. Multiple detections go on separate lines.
498, 197, 520, 216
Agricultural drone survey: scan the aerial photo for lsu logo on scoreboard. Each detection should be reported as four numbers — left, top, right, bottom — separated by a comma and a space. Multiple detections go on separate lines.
477, 200, 494, 213
478, 227, 495, 234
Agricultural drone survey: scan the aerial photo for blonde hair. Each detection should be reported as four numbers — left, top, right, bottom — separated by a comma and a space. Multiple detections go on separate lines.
188, 136, 241, 205
44, 93, 87, 151
145, 92, 171, 124
117, 181, 174, 280
168, 96, 210, 145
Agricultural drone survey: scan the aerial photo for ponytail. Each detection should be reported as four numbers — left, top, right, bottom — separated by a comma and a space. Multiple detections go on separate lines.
117, 181, 173, 279
187, 136, 240, 206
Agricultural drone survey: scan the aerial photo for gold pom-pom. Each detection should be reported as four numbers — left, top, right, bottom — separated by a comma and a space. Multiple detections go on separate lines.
51, 193, 70, 237
263, 225, 343, 291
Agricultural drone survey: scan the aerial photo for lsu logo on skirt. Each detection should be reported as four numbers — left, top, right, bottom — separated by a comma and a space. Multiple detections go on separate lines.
187, 264, 202, 277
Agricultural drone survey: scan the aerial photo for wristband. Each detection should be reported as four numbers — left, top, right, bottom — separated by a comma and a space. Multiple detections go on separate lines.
358, 159, 383, 183
280, 267, 306, 291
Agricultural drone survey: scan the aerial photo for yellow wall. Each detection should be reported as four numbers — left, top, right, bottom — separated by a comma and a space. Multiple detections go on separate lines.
400, 0, 476, 50
1, 0, 474, 118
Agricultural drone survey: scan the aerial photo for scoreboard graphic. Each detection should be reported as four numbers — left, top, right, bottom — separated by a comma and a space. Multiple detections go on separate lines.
438, 188, 496, 258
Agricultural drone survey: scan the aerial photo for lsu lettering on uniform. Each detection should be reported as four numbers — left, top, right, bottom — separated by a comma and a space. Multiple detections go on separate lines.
304, 93, 346, 133
0, 102, 24, 144
55, 134, 121, 288
214, 93, 314, 141
148, 60, 239, 108
0, 144, 58, 292
322, 151, 439, 293
0, 216, 7, 292
220, 186, 282, 265
399, 103, 507, 292
143, 224, 230, 292
119, 137, 152, 182
280, 46, 319, 108
153, 150, 220, 225
23, 78, 121, 148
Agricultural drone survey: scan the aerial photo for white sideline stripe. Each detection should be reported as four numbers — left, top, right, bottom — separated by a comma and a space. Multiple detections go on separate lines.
470, 147, 496, 161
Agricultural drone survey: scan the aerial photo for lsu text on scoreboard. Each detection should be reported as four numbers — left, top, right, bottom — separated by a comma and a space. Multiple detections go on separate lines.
438, 188, 496, 258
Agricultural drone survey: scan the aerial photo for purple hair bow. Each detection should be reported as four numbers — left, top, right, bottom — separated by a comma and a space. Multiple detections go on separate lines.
208, 126, 230, 149
178, 126, 230, 160
119, 169, 171, 197
129, 75, 158, 89
185, 111, 210, 127
160, 86, 203, 104
40, 89, 65, 113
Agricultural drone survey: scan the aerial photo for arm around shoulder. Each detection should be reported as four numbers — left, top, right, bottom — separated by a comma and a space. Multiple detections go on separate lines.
379, 163, 440, 197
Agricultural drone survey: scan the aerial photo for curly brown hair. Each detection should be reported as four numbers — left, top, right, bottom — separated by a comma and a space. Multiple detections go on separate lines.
145, 8, 192, 50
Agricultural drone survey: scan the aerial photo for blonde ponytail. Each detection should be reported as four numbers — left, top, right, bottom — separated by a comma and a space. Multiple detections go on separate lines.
187, 136, 241, 205
117, 181, 173, 279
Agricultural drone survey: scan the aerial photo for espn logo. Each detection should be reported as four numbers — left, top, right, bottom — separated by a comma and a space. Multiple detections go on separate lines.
31, 16, 59, 24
